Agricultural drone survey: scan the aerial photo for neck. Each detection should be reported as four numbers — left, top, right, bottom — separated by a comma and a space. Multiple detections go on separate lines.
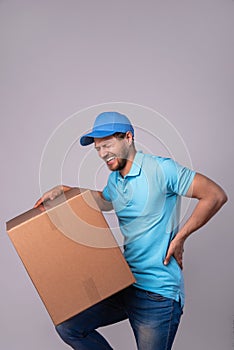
119, 148, 137, 177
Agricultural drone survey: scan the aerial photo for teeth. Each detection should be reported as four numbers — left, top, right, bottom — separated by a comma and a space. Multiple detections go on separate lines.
106, 156, 115, 162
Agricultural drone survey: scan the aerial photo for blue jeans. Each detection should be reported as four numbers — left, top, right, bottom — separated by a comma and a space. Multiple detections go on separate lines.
56, 285, 183, 350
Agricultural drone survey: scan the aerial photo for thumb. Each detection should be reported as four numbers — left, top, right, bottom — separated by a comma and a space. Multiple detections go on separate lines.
34, 198, 42, 208
164, 249, 172, 266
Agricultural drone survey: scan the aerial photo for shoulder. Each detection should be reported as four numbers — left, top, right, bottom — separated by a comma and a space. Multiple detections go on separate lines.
142, 153, 174, 170
106, 171, 118, 186
142, 153, 193, 181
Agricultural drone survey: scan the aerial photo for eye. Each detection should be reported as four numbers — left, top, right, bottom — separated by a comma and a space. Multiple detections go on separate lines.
105, 141, 116, 148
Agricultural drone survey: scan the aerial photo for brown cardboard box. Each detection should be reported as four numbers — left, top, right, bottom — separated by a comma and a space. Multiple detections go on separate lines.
6, 188, 135, 325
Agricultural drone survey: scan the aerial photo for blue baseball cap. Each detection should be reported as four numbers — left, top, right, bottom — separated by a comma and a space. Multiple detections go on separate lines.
80, 111, 134, 146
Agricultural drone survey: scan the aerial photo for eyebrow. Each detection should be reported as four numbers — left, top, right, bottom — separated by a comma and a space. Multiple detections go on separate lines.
94, 141, 112, 149
94, 143, 105, 150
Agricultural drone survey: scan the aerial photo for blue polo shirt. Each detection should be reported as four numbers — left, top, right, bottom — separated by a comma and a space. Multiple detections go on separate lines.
102, 151, 196, 306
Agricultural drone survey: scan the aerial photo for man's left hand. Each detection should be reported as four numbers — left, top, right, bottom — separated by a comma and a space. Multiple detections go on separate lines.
164, 237, 185, 270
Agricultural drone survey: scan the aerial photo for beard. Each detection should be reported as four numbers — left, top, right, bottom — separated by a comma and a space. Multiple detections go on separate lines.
113, 157, 127, 171
105, 156, 127, 172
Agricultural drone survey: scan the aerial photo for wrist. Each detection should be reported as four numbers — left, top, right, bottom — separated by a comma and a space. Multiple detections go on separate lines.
175, 230, 188, 243
61, 185, 72, 193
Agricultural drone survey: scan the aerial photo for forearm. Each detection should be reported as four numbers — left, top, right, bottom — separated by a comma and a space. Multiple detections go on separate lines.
90, 190, 113, 212
56, 186, 113, 211
34, 185, 113, 211
164, 194, 227, 267
176, 194, 227, 242
34, 184, 77, 207
164, 173, 227, 267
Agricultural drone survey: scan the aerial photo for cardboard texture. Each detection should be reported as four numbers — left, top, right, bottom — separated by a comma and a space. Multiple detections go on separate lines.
6, 189, 135, 325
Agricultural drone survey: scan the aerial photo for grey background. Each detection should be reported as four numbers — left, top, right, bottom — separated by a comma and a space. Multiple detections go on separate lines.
1, 1, 233, 349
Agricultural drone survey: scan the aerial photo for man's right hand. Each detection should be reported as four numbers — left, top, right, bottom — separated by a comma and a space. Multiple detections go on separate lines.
34, 185, 72, 209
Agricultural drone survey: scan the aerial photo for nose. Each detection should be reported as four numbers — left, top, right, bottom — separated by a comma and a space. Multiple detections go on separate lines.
98, 147, 108, 159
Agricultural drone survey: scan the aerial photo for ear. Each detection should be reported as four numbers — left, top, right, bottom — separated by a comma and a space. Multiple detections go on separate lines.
126, 131, 133, 145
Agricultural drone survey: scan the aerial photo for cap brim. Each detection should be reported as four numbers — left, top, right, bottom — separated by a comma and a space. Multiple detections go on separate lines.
80, 130, 116, 146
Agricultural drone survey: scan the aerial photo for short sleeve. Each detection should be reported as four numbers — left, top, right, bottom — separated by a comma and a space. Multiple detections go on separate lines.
102, 185, 112, 202
159, 158, 196, 196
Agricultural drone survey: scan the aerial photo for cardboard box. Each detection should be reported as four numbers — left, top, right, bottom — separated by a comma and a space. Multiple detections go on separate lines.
6, 188, 135, 325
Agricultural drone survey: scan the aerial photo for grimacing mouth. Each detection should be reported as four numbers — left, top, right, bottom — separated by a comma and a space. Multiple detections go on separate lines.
106, 156, 116, 163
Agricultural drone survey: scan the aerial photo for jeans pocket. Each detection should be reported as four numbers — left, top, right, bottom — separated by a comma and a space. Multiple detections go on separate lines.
146, 291, 169, 302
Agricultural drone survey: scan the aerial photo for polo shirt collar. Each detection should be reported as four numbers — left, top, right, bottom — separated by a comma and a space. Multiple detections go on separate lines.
118, 151, 144, 179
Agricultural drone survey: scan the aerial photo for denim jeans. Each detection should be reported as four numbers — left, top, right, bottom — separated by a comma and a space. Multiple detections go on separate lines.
56, 285, 183, 350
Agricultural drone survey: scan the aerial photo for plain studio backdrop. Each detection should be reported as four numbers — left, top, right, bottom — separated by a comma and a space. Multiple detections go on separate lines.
1, 1, 233, 349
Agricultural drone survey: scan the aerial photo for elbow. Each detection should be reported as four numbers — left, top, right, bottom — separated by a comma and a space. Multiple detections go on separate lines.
215, 189, 228, 209
220, 191, 228, 206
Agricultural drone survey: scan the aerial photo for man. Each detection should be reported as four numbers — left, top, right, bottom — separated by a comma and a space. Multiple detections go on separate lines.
34, 111, 227, 350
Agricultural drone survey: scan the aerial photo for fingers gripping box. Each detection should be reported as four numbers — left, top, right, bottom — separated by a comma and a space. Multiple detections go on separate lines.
6, 188, 135, 325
